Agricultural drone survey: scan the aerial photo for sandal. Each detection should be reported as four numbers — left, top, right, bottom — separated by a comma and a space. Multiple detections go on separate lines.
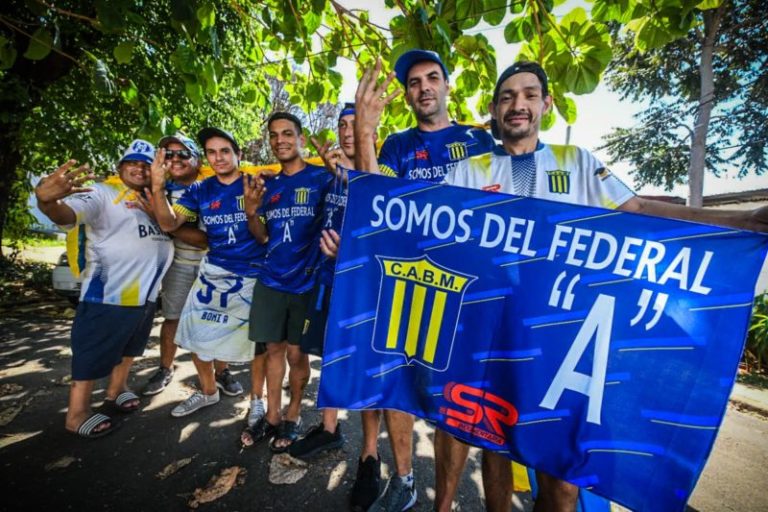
103, 391, 140, 413
241, 417, 279, 448
269, 419, 302, 453
68, 413, 118, 439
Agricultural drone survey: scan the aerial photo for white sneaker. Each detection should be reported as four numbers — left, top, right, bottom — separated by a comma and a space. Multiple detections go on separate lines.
247, 397, 266, 427
171, 390, 220, 417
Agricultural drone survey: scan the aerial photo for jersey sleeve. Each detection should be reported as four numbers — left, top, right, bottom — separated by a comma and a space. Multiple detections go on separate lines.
173, 182, 200, 222
61, 186, 106, 229
579, 149, 636, 210
377, 134, 401, 178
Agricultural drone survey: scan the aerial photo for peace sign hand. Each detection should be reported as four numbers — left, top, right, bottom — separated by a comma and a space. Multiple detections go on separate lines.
35, 160, 95, 203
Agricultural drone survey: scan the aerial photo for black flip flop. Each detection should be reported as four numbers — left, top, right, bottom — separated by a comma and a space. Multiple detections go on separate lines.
269, 419, 302, 453
241, 417, 279, 448
69, 413, 118, 439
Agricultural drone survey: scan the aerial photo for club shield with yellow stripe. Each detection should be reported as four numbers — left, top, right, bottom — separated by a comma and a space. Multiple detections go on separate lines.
372, 255, 476, 371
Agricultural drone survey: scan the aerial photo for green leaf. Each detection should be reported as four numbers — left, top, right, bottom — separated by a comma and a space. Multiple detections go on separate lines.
504, 17, 528, 44
553, 93, 577, 124
696, 0, 723, 9
96, 0, 125, 32
23, 28, 52, 61
631, 16, 680, 51
201, 60, 219, 95
185, 82, 204, 105
457, 70, 480, 95
113, 42, 134, 64
455, 0, 484, 30
307, 82, 324, 103
592, 0, 639, 23
171, 0, 196, 21
242, 84, 257, 104
483, 0, 507, 26
174, 45, 197, 74
541, 109, 556, 131
120, 79, 139, 106
454, 35, 478, 54
197, 4, 216, 29
0, 36, 17, 69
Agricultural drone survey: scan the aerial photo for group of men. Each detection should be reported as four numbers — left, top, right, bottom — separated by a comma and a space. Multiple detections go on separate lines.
35, 48, 768, 512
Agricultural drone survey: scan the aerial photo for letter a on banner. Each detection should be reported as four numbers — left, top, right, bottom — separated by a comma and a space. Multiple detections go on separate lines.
540, 294, 614, 424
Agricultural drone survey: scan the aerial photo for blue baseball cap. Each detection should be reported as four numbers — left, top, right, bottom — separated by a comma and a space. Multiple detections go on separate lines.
338, 102, 355, 121
158, 132, 201, 157
394, 49, 449, 86
119, 139, 155, 165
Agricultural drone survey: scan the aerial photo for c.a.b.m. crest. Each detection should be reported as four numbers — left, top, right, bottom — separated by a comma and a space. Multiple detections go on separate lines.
294, 187, 310, 205
372, 256, 476, 371
546, 170, 570, 194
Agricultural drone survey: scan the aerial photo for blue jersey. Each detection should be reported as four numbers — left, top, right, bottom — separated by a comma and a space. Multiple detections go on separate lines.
257, 163, 333, 293
317, 171, 349, 286
378, 123, 495, 182
174, 175, 263, 277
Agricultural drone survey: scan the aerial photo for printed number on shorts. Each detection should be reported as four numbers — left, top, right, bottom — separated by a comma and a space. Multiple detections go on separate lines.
196, 274, 244, 308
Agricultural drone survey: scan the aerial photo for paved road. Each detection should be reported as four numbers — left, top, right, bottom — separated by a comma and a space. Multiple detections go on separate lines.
0, 303, 765, 511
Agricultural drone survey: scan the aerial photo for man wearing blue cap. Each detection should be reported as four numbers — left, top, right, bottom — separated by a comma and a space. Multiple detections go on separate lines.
141, 133, 242, 397
35, 140, 174, 438
353, 50, 496, 512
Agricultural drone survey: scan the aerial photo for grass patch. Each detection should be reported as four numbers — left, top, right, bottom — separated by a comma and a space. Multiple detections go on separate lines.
0, 256, 55, 304
737, 372, 768, 390
2, 233, 65, 248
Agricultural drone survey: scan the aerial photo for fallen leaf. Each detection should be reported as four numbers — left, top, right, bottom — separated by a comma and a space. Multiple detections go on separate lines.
188, 466, 244, 508
156, 456, 196, 480
55, 375, 72, 386
268, 453, 308, 485
0, 397, 33, 426
45, 456, 78, 471
0, 383, 23, 396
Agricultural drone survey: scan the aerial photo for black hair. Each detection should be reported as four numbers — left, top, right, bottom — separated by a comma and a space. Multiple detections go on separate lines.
267, 111, 303, 134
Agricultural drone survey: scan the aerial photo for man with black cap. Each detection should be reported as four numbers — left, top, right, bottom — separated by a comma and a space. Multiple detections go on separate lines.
353, 50, 496, 512
141, 132, 242, 398
443, 60, 768, 512
35, 140, 173, 438
150, 127, 264, 418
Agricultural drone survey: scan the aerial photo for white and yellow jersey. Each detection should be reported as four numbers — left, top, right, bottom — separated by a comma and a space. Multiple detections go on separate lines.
62, 182, 174, 306
444, 143, 635, 210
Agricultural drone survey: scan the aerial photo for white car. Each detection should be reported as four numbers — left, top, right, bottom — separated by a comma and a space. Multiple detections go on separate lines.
52, 251, 82, 304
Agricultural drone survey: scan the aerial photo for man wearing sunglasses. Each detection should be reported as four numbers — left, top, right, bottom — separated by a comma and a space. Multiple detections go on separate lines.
141, 133, 243, 398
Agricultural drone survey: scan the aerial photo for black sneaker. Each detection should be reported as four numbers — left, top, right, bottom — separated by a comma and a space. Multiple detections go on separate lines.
350, 455, 382, 512
142, 367, 174, 396
215, 368, 244, 396
288, 422, 344, 459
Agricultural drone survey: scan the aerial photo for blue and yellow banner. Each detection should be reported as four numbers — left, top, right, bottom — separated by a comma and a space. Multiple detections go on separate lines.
318, 173, 768, 512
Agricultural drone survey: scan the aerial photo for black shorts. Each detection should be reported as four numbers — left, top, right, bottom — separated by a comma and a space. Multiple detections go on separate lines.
70, 301, 156, 380
299, 283, 332, 357
249, 281, 311, 353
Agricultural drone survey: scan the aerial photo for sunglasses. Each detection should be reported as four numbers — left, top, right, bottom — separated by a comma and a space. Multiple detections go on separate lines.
165, 149, 193, 160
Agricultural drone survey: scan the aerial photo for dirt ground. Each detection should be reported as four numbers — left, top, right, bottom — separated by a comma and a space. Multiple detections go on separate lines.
0, 294, 522, 512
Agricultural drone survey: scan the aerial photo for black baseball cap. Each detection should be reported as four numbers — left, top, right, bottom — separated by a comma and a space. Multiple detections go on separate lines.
197, 127, 240, 153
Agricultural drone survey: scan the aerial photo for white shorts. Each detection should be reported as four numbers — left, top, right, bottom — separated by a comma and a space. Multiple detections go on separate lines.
160, 262, 199, 320
176, 259, 257, 363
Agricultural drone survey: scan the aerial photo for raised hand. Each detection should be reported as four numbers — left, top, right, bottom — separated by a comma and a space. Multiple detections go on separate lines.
150, 147, 168, 192
319, 228, 341, 259
354, 58, 400, 137
243, 173, 266, 218
35, 160, 95, 203
310, 136, 345, 177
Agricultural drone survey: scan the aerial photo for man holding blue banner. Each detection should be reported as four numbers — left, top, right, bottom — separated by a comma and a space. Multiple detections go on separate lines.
354, 50, 497, 511
440, 62, 768, 511
349, 58, 768, 512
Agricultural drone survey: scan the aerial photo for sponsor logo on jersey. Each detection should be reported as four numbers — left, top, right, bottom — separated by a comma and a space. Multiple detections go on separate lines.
210, 200, 222, 210
294, 187, 310, 205
440, 382, 519, 446
415, 149, 429, 160
446, 142, 468, 161
371, 256, 476, 371
546, 170, 570, 194
482, 184, 501, 192
270, 192, 281, 204
594, 167, 613, 181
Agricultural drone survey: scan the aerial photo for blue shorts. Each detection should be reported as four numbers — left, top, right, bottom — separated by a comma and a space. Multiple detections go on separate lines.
70, 301, 157, 380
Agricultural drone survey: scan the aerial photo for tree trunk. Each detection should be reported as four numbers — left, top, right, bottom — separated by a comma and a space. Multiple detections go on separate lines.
687, 5, 725, 207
